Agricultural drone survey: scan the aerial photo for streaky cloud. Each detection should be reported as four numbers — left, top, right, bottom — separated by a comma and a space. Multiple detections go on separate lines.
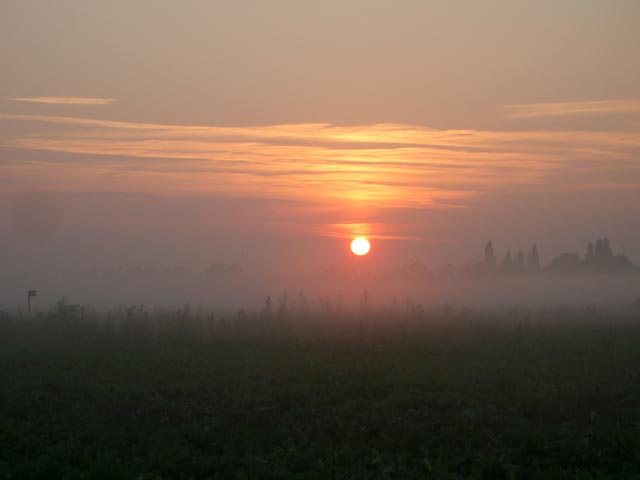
7, 96, 116, 106
506, 99, 640, 119
0, 113, 639, 212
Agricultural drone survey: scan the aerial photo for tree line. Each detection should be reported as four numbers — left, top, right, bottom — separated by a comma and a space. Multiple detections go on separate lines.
458, 237, 636, 277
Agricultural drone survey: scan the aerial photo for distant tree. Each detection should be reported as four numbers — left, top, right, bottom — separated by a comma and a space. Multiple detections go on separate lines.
585, 242, 594, 262
462, 241, 498, 276
501, 250, 513, 273
484, 241, 497, 266
546, 252, 582, 274
545, 237, 635, 274
527, 244, 541, 273
594, 237, 613, 258
582, 237, 633, 273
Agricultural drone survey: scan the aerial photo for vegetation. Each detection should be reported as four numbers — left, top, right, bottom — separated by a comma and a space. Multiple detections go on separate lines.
2, 302, 640, 479
461, 237, 636, 277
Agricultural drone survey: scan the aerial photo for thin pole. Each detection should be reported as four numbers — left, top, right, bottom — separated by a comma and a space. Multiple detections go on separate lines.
28, 292, 31, 313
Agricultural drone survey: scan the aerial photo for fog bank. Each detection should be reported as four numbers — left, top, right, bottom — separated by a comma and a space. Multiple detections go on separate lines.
3, 269, 639, 314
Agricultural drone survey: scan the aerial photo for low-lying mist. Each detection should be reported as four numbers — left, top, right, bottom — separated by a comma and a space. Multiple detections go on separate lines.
2, 268, 640, 314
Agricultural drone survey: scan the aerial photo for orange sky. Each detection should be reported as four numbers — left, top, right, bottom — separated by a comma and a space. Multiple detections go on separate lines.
1, 1, 640, 275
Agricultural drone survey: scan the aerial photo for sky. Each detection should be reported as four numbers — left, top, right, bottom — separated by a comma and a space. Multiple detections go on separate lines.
1, 0, 640, 280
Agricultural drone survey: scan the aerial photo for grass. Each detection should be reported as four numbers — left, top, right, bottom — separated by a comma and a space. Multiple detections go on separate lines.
1, 305, 640, 479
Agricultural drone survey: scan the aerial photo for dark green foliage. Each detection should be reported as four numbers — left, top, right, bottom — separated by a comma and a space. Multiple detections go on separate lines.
2, 307, 640, 478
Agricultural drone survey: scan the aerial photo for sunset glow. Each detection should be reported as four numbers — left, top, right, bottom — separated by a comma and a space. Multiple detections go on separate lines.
2, 114, 639, 213
1, 1, 639, 278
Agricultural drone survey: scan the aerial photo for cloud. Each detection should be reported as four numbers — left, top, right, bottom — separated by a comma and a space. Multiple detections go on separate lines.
506, 99, 640, 119
7, 97, 115, 106
0, 113, 639, 218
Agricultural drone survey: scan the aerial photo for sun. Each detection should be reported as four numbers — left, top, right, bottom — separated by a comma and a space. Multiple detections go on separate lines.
350, 237, 371, 256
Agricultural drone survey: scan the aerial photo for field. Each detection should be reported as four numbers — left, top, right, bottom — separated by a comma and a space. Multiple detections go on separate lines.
2, 304, 640, 479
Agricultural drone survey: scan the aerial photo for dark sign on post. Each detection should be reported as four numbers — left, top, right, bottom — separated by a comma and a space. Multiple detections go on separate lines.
28, 290, 37, 313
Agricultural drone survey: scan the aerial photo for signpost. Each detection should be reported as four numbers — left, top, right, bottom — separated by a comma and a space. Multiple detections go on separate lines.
27, 290, 37, 313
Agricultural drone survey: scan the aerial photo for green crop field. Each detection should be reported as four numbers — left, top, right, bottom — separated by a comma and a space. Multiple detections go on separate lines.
2, 305, 640, 479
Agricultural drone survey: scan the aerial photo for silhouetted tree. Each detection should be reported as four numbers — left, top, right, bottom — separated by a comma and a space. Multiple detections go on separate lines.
462, 240, 499, 276
546, 252, 582, 274
484, 241, 497, 266
527, 244, 541, 273
594, 237, 612, 258
581, 237, 633, 273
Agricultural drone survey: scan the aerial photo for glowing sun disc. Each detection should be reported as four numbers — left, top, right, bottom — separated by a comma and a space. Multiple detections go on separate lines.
350, 237, 371, 256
